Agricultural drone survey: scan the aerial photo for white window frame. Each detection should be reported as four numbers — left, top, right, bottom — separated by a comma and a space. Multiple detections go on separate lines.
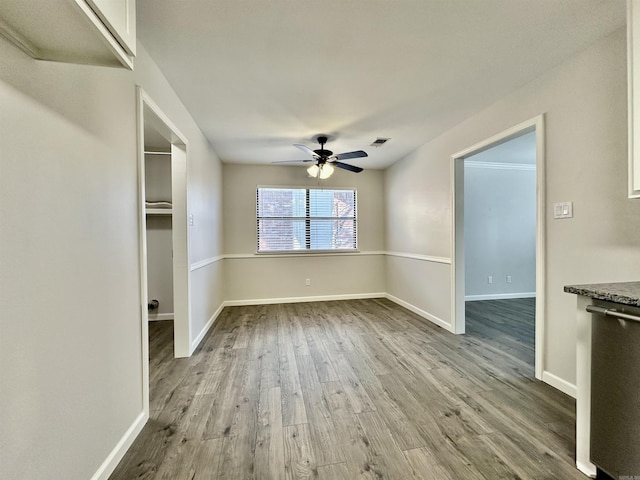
256, 186, 358, 254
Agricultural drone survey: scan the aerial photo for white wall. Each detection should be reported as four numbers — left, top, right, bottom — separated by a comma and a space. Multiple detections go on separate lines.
0, 38, 224, 480
464, 162, 536, 299
385, 28, 640, 388
223, 164, 386, 302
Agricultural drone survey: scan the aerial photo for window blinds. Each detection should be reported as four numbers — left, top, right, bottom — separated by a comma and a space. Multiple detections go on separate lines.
257, 187, 357, 252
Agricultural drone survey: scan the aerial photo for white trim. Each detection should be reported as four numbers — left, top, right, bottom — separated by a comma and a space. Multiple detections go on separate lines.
575, 295, 597, 477
223, 251, 447, 263
451, 155, 465, 334
628, 0, 640, 198
147, 313, 174, 321
576, 461, 597, 479
463, 161, 536, 171
384, 294, 454, 333
385, 251, 451, 264
225, 251, 386, 259
253, 249, 361, 257
452, 118, 538, 159
170, 144, 191, 358
138, 90, 188, 142
534, 116, 547, 382
465, 292, 536, 301
135, 87, 150, 422
90, 411, 147, 480
190, 302, 226, 354
224, 292, 386, 307
190, 255, 224, 271
542, 371, 577, 399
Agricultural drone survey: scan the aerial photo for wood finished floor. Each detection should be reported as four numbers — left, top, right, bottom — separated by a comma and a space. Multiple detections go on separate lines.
109, 298, 583, 480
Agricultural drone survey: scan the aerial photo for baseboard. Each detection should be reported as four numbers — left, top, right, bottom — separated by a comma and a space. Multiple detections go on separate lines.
384, 293, 454, 333
90, 411, 147, 480
576, 460, 597, 478
465, 292, 536, 301
542, 371, 576, 398
190, 302, 225, 354
147, 313, 174, 321
224, 292, 386, 307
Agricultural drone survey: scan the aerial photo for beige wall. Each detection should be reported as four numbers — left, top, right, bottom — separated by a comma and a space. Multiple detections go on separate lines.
0, 39, 224, 480
223, 164, 386, 302
385, 28, 640, 388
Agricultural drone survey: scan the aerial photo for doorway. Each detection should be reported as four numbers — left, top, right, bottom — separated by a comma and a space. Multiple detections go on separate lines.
451, 116, 545, 379
136, 88, 191, 413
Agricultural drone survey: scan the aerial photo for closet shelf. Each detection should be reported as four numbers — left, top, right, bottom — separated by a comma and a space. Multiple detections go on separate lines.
146, 208, 173, 215
145, 201, 172, 215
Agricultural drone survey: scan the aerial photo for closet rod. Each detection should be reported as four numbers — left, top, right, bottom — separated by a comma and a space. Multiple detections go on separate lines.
144, 151, 171, 155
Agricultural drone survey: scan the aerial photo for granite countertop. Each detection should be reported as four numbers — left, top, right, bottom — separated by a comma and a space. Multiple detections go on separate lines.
564, 281, 640, 306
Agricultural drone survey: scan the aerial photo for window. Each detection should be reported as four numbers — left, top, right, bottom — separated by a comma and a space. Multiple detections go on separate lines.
257, 187, 357, 252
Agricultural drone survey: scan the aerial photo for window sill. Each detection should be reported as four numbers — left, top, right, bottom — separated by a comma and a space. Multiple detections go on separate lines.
253, 249, 360, 257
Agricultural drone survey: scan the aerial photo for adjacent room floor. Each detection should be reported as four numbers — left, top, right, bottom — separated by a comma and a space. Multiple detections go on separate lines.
109, 297, 582, 479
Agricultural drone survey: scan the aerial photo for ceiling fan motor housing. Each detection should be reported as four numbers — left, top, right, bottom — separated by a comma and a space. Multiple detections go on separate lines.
314, 149, 333, 158
314, 136, 332, 159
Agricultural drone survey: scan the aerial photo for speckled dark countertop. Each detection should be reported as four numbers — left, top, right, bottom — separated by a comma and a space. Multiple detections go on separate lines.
564, 281, 640, 306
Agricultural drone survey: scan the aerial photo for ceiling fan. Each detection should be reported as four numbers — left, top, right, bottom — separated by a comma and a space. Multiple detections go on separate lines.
273, 136, 368, 179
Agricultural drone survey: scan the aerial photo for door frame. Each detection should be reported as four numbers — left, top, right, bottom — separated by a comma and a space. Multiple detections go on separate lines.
450, 115, 545, 379
136, 87, 191, 413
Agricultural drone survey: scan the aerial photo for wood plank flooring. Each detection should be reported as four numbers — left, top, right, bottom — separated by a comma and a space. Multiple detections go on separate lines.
109, 298, 584, 480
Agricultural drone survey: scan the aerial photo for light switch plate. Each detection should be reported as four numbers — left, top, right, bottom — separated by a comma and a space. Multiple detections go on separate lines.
553, 202, 573, 219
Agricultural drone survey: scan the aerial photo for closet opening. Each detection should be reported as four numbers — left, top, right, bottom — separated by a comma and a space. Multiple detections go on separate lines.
137, 88, 191, 415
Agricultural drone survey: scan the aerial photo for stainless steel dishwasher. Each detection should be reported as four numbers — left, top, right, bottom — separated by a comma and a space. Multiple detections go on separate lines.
587, 301, 640, 479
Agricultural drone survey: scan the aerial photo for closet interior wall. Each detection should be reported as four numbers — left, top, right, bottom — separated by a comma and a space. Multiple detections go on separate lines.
144, 147, 174, 321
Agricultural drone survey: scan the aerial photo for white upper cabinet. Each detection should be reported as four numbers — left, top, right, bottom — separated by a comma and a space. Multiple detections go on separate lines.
628, 0, 640, 198
85, 0, 136, 56
0, 0, 136, 69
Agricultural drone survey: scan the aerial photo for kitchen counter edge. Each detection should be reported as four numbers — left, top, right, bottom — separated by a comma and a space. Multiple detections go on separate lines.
564, 281, 640, 306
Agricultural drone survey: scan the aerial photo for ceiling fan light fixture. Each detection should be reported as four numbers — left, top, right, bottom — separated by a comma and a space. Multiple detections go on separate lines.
307, 164, 319, 177
319, 163, 334, 179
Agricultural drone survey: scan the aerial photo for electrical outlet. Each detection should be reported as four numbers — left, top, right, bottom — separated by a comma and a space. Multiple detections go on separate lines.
305, 278, 311, 286
488, 276, 493, 284
506, 275, 512, 284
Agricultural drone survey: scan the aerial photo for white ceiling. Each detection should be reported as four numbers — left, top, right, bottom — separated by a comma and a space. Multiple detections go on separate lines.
137, 0, 625, 170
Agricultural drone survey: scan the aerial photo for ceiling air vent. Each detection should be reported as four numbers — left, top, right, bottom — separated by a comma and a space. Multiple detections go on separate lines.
370, 137, 390, 147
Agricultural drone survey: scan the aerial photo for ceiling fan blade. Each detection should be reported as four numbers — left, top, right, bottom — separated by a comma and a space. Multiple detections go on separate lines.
334, 150, 368, 161
294, 144, 319, 158
332, 161, 363, 173
272, 159, 314, 164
